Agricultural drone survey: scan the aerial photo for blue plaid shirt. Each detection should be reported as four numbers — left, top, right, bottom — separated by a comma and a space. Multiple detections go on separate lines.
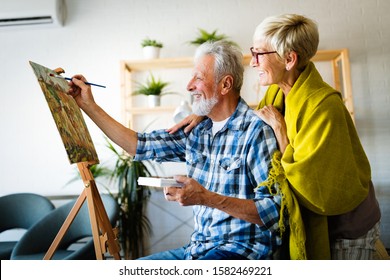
135, 98, 281, 259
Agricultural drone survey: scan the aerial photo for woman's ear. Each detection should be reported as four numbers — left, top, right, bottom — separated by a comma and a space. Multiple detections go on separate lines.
220, 75, 233, 94
285, 51, 298, 71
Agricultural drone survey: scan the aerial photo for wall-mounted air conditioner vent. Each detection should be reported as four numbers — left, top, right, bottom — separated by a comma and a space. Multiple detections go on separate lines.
0, 0, 66, 29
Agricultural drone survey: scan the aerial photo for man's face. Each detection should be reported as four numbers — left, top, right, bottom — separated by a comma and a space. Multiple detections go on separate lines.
187, 55, 219, 116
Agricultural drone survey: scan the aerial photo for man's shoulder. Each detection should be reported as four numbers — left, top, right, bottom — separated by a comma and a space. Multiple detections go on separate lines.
232, 106, 270, 131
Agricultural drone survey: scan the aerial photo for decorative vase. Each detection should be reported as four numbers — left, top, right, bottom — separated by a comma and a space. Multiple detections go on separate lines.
148, 95, 161, 107
142, 46, 161, 59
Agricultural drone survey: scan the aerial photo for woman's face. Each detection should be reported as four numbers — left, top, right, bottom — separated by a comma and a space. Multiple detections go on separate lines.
250, 40, 286, 86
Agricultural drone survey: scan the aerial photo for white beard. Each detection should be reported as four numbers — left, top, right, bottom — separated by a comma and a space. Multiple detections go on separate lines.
191, 93, 218, 116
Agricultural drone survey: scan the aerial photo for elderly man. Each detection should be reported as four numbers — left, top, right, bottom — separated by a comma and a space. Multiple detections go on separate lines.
68, 40, 281, 260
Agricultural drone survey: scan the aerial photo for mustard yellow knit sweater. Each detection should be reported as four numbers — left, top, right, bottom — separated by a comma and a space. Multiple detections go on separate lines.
257, 62, 371, 259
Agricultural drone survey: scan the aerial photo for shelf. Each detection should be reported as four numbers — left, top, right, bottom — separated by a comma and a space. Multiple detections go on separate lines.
122, 49, 350, 71
121, 49, 354, 129
126, 103, 258, 115
126, 106, 178, 114
122, 57, 193, 71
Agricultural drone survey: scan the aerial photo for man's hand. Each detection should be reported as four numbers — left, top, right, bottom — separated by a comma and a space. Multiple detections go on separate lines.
67, 75, 95, 111
164, 175, 263, 225
163, 175, 207, 206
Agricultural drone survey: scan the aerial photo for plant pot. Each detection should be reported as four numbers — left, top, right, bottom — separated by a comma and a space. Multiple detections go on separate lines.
148, 95, 161, 107
143, 46, 161, 59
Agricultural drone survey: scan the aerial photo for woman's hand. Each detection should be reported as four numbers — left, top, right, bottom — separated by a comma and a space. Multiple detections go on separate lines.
254, 105, 289, 153
166, 114, 205, 134
254, 105, 283, 129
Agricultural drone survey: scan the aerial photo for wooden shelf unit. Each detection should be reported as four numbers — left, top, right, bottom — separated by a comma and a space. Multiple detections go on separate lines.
121, 49, 354, 129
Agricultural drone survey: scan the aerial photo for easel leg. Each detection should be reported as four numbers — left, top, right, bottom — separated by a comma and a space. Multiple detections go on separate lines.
85, 184, 104, 259
43, 190, 87, 260
81, 162, 121, 260
43, 162, 121, 260
85, 182, 121, 260
89, 184, 121, 259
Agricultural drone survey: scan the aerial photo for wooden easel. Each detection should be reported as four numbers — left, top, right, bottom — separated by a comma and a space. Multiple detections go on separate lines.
44, 161, 121, 260
43, 67, 121, 260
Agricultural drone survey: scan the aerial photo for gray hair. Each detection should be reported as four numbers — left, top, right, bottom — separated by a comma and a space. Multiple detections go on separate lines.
253, 14, 319, 70
194, 40, 244, 93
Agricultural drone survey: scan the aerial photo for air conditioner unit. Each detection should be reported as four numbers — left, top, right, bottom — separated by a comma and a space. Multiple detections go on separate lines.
0, 0, 66, 29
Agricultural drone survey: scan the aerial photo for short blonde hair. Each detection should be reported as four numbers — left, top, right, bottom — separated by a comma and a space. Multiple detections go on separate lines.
253, 14, 319, 70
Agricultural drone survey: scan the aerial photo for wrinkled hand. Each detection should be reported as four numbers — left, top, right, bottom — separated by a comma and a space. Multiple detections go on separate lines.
163, 175, 206, 206
254, 105, 289, 153
67, 75, 95, 110
166, 114, 205, 134
254, 105, 284, 130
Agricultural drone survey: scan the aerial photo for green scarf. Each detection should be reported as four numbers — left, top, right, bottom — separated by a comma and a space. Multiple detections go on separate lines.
258, 62, 371, 259
258, 150, 307, 259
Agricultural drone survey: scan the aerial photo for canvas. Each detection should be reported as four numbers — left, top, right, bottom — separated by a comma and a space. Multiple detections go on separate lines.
29, 61, 99, 164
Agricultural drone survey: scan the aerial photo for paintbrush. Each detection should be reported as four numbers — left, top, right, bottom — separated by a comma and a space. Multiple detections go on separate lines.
49, 73, 106, 88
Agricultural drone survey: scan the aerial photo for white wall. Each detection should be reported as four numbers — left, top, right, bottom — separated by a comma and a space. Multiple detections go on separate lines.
0, 0, 389, 246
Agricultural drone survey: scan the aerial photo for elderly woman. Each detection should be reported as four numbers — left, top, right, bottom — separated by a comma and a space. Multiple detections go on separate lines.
169, 14, 381, 260
249, 14, 381, 260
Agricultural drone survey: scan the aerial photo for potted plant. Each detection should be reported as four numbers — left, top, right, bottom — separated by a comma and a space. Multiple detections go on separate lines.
189, 28, 238, 46
133, 73, 175, 107
104, 140, 154, 259
141, 38, 163, 59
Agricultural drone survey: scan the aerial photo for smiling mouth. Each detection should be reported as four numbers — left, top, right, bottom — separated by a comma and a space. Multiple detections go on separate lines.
191, 93, 202, 100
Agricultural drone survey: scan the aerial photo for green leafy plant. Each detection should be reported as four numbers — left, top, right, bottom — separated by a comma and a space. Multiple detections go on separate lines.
133, 73, 174, 96
104, 140, 153, 260
189, 28, 234, 45
141, 38, 163, 48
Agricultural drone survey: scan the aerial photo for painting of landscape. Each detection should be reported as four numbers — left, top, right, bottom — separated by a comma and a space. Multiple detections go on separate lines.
29, 61, 99, 164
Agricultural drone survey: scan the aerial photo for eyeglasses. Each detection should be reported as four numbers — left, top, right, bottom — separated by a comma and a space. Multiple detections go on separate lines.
250, 47, 277, 64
